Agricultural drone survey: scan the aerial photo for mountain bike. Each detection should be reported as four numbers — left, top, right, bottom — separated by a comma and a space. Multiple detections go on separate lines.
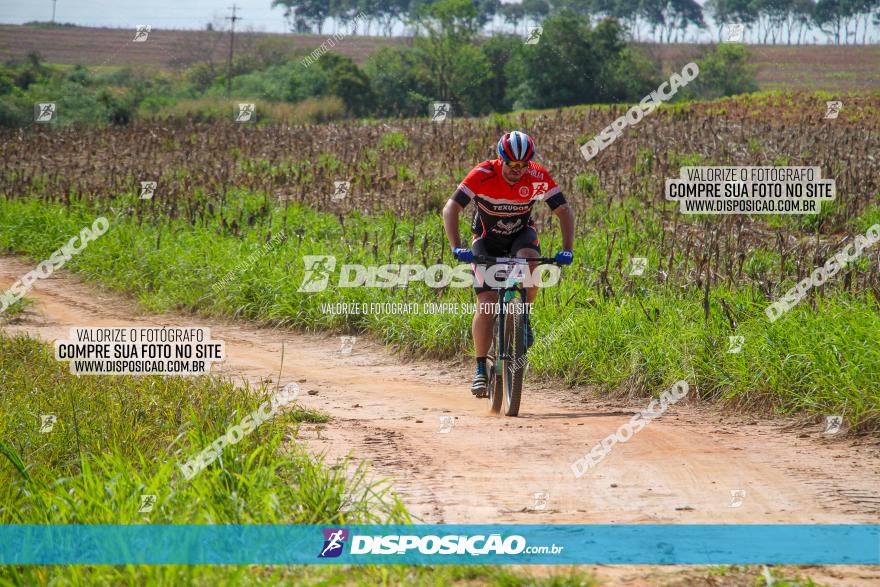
473, 255, 561, 417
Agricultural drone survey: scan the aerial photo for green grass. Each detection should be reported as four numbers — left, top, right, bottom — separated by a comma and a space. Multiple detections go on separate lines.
379, 131, 409, 150
0, 331, 601, 586
0, 296, 33, 324
0, 194, 878, 430
699, 565, 825, 586
0, 332, 407, 527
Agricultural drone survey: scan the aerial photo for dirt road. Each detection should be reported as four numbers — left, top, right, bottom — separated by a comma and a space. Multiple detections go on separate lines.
1, 255, 878, 585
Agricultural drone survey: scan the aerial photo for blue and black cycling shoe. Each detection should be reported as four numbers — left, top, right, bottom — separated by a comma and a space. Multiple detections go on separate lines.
471, 363, 488, 398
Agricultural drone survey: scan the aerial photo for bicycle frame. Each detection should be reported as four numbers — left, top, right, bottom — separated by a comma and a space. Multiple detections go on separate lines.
471, 254, 563, 415
472, 255, 558, 357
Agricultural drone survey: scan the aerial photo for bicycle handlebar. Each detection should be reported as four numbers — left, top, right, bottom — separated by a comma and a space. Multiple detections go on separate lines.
471, 255, 561, 266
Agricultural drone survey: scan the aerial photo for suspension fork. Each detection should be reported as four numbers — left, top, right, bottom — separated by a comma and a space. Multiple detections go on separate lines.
497, 285, 529, 360
497, 286, 530, 360
496, 288, 508, 361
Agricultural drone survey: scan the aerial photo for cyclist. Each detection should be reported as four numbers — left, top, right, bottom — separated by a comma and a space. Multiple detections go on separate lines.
442, 131, 574, 397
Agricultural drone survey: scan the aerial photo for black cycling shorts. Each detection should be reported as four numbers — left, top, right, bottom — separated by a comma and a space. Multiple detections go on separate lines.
470, 228, 540, 294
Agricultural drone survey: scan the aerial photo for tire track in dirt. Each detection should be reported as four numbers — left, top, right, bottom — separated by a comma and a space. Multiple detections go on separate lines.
2, 256, 879, 585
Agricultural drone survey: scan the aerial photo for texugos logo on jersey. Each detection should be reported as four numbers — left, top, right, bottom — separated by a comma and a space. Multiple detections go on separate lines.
318, 528, 349, 558
298, 256, 561, 292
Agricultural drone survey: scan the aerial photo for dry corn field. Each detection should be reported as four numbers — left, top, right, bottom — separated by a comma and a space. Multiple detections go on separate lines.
2, 92, 879, 301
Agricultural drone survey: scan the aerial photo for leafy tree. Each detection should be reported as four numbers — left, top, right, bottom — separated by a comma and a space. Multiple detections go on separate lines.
0, 70, 15, 96
505, 10, 659, 108
705, 0, 756, 41
608, 0, 645, 36
480, 34, 521, 111
846, 0, 878, 43
411, 0, 494, 110
364, 46, 428, 115
640, 0, 706, 42
272, 0, 332, 33
364, 0, 496, 115
328, 61, 376, 115
751, 0, 793, 43
813, 0, 848, 43
475, 0, 503, 22
353, 0, 411, 35
522, 0, 552, 25
551, 0, 593, 18
413, 0, 482, 38
783, 0, 815, 43
678, 43, 757, 99
502, 2, 527, 32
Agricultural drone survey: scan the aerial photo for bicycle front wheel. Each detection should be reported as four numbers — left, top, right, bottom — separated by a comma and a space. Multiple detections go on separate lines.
501, 298, 526, 417
487, 316, 503, 414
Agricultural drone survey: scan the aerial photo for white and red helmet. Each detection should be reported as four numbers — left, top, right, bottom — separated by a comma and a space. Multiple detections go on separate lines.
497, 131, 535, 163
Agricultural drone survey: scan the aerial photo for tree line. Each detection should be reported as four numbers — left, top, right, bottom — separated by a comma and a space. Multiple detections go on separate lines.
270, 0, 880, 44
0, 3, 758, 127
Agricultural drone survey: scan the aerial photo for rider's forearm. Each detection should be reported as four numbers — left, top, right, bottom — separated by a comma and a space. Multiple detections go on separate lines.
556, 204, 575, 251
443, 200, 463, 249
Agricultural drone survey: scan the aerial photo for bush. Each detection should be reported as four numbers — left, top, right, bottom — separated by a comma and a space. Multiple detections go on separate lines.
0, 70, 15, 96
147, 96, 345, 124
97, 88, 134, 125
0, 94, 30, 127
328, 61, 375, 116
186, 63, 219, 93
480, 35, 521, 113
679, 44, 758, 100
505, 12, 661, 109
365, 47, 429, 117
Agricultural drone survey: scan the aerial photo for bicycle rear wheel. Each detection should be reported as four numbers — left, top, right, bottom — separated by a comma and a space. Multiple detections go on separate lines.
501, 298, 526, 417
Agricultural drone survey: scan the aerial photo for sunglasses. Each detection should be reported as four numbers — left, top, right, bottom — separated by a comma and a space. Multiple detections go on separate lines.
505, 160, 528, 170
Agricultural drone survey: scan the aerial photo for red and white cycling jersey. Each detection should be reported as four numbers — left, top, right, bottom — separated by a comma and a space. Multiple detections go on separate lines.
452, 159, 566, 240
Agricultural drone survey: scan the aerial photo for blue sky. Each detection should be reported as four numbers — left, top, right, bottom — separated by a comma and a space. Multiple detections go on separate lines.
0, 0, 291, 32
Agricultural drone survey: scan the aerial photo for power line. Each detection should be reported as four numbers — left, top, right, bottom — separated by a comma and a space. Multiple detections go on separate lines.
225, 4, 242, 98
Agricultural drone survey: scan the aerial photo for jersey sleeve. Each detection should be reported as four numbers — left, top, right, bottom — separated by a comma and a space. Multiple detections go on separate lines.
452, 161, 494, 207
452, 188, 471, 208
533, 165, 568, 210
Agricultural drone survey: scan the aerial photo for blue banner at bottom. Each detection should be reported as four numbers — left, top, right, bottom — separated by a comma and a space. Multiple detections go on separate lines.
1, 525, 878, 565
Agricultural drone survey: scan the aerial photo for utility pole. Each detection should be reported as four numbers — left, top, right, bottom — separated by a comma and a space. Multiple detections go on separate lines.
51, 0, 57, 23
225, 4, 242, 98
